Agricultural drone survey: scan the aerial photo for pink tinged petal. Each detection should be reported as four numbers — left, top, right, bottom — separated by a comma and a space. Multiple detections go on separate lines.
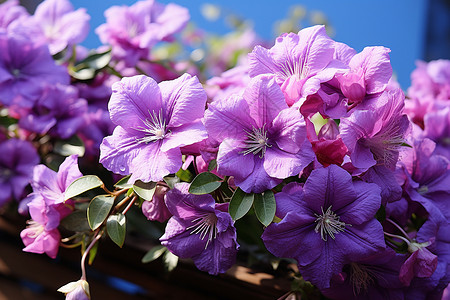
280, 75, 303, 106
108, 75, 162, 131
160, 120, 207, 152
21, 228, 60, 259
303, 165, 357, 212
400, 248, 438, 286
99, 126, 143, 176
349, 46, 392, 94
160, 217, 207, 258
337, 67, 366, 103
233, 158, 281, 193
338, 181, 381, 225
57, 155, 82, 194
264, 141, 314, 179
243, 75, 287, 127
159, 74, 207, 128
270, 107, 308, 153
204, 94, 254, 142
216, 138, 254, 180
262, 212, 322, 265
129, 143, 182, 183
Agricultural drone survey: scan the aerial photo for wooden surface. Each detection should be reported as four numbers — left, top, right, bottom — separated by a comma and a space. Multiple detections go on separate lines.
0, 215, 290, 299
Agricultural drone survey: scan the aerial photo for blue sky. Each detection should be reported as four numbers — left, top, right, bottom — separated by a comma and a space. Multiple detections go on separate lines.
74, 0, 428, 89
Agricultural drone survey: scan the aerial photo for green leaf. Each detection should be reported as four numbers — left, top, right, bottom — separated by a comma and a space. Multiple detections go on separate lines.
176, 168, 194, 182
141, 245, 167, 263
54, 135, 85, 157
65, 175, 104, 201
114, 175, 133, 189
163, 250, 178, 272
253, 190, 276, 227
88, 242, 98, 265
163, 176, 180, 189
60, 210, 91, 232
106, 214, 126, 247
229, 188, 254, 220
133, 181, 157, 201
74, 48, 112, 71
188, 172, 223, 195
87, 195, 114, 230
70, 68, 96, 81
208, 159, 217, 171
401, 142, 413, 148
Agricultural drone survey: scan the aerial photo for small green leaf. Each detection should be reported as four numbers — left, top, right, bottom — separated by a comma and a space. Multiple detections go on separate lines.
88, 242, 99, 265
114, 175, 132, 189
208, 159, 217, 172
107, 214, 126, 247
74, 48, 112, 70
401, 142, 413, 148
65, 175, 104, 201
87, 195, 114, 230
229, 188, 254, 220
133, 181, 157, 201
141, 245, 167, 263
60, 210, 91, 232
188, 172, 223, 195
163, 250, 178, 272
54, 135, 85, 157
70, 68, 96, 80
176, 168, 194, 182
253, 190, 276, 227
163, 176, 180, 189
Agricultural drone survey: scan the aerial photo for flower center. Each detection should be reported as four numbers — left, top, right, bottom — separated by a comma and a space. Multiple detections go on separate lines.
26, 220, 45, 238
11, 68, 20, 77
135, 110, 168, 144
314, 206, 348, 241
240, 125, 272, 158
186, 213, 218, 248
349, 262, 374, 295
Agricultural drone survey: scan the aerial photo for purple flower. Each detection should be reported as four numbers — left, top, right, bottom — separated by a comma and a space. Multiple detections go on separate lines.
20, 155, 82, 258
423, 104, 450, 158
100, 74, 208, 183
262, 165, 385, 289
204, 74, 315, 193
32, 0, 90, 54
399, 239, 438, 286
96, 0, 189, 66
160, 183, 239, 275
321, 248, 406, 300
0, 138, 39, 206
248, 25, 340, 106
0, 0, 29, 30
58, 279, 90, 300
0, 31, 69, 106
141, 184, 172, 222
398, 137, 450, 222
13, 84, 88, 139
336, 46, 392, 105
340, 88, 410, 171
78, 107, 115, 157
408, 60, 450, 102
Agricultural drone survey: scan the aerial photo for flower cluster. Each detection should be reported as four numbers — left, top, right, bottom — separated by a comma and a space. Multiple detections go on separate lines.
0, 0, 448, 299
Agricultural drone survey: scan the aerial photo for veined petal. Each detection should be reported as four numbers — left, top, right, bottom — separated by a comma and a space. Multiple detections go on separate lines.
269, 107, 308, 153
216, 138, 254, 181
108, 75, 163, 131
129, 143, 181, 183
99, 126, 145, 176
243, 75, 287, 127
161, 120, 207, 152
233, 158, 281, 193
204, 94, 254, 142
264, 142, 314, 179
159, 73, 206, 128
